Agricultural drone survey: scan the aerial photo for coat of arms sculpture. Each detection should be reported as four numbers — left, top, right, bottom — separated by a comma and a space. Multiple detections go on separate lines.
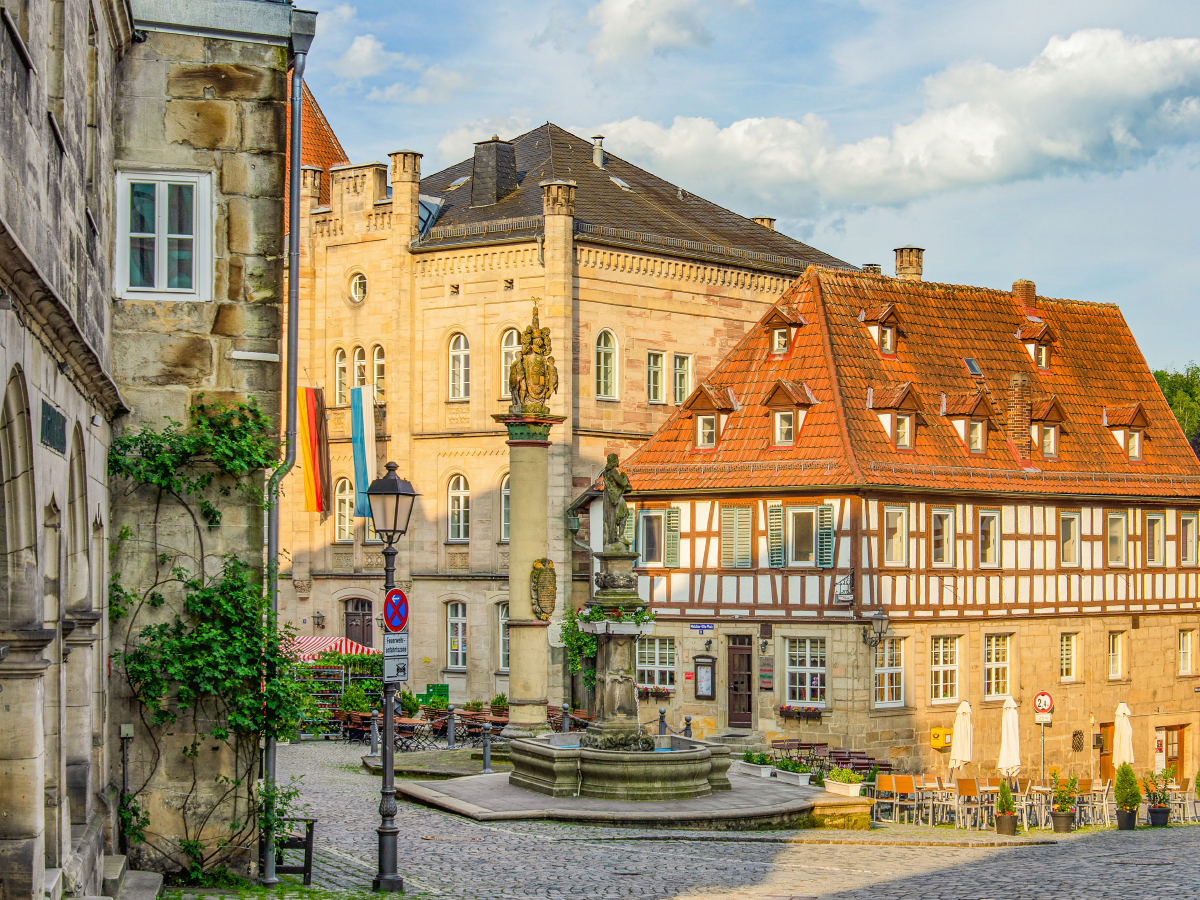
530, 557, 557, 621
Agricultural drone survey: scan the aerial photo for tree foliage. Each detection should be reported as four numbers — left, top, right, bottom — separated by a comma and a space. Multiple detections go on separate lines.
1154, 363, 1200, 450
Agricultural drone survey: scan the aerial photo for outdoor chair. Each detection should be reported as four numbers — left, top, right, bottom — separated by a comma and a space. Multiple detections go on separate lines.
955, 778, 984, 829
1013, 779, 1038, 831
1075, 778, 1094, 826
771, 739, 800, 762
257, 817, 317, 886
873, 774, 896, 823
1170, 778, 1192, 823
929, 776, 956, 826
893, 774, 921, 825
1094, 779, 1113, 826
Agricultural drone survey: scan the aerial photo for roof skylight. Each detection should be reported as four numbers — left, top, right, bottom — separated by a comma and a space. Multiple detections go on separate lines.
964, 358, 983, 377
448, 176, 470, 190
609, 175, 632, 192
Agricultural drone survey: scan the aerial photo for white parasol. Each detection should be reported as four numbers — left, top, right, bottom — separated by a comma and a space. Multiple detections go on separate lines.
949, 700, 973, 770
997, 696, 1021, 777
1113, 702, 1135, 769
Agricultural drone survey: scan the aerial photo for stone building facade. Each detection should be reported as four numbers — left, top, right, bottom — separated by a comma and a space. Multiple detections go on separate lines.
598, 259, 1200, 782
279, 121, 853, 707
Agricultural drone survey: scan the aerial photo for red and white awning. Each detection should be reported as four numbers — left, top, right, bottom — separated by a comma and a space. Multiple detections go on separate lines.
288, 636, 380, 661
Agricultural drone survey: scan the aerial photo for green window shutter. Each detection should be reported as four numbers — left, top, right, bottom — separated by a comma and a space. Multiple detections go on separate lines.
817, 504, 835, 568
720, 505, 736, 568
623, 506, 636, 553
767, 504, 784, 568
664, 507, 681, 568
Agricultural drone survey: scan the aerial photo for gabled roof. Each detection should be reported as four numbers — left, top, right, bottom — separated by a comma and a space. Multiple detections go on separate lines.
619, 268, 1200, 497
868, 382, 920, 410
285, 79, 350, 221
1032, 396, 1067, 423
685, 383, 739, 412
414, 124, 852, 272
763, 304, 808, 328
1018, 320, 1056, 342
1103, 402, 1150, 429
941, 392, 994, 418
764, 379, 819, 408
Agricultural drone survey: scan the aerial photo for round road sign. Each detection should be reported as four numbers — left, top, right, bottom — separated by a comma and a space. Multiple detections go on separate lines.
1033, 691, 1054, 713
384, 588, 408, 633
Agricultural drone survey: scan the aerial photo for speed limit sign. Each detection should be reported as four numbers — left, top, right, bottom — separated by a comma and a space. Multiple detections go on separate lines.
1034, 691, 1054, 713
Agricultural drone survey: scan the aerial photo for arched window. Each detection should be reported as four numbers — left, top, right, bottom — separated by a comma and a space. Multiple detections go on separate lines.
353, 346, 367, 388
448, 474, 470, 541
596, 330, 616, 399
500, 474, 511, 543
334, 348, 347, 405
448, 601, 467, 669
373, 345, 385, 401
335, 478, 354, 542
449, 333, 470, 399
500, 328, 520, 398
498, 602, 510, 672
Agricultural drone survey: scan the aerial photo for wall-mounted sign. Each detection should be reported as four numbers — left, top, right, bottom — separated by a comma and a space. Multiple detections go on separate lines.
689, 623, 715, 633
758, 655, 774, 691
693, 655, 715, 700
684, 671, 694, 681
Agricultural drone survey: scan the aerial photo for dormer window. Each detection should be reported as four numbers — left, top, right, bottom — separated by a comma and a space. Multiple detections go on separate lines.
968, 419, 986, 453
880, 325, 896, 355
1103, 402, 1148, 462
771, 328, 789, 354
895, 413, 913, 449
1128, 429, 1142, 460
1041, 424, 1059, 458
773, 410, 794, 446
1035, 344, 1049, 369
697, 415, 716, 448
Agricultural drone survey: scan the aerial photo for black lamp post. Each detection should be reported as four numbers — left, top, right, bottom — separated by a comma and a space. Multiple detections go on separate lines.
365, 462, 417, 894
861, 609, 890, 649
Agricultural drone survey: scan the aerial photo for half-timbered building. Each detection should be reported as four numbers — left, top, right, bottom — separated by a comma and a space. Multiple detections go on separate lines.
586, 259, 1200, 779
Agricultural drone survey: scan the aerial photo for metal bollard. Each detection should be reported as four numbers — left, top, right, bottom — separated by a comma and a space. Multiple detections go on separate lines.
482, 723, 493, 773
684, 715, 692, 738
658, 707, 667, 735
446, 706, 455, 750
370, 710, 380, 756
562, 708, 571, 733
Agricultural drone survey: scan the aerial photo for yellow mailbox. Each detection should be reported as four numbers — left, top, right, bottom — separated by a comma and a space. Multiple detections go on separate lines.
931, 727, 953, 750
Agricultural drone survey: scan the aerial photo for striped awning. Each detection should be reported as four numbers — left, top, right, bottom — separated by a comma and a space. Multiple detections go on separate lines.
289, 636, 380, 661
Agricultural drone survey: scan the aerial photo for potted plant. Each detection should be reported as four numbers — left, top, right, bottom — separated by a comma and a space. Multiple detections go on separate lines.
824, 766, 865, 797
1114, 762, 1141, 830
736, 750, 775, 778
1143, 767, 1173, 827
773, 757, 813, 786
995, 781, 1017, 836
490, 693, 508, 717
1049, 771, 1078, 833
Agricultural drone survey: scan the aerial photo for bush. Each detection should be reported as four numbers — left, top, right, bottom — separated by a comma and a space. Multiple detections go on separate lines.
491, 692, 508, 707
775, 758, 812, 774
1143, 767, 1173, 807
464, 700, 484, 711
741, 750, 772, 766
1051, 771, 1078, 812
338, 684, 371, 713
427, 695, 448, 710
996, 781, 1015, 816
399, 688, 419, 718
866, 764, 879, 785
827, 766, 864, 784
1115, 763, 1141, 812
812, 770, 824, 787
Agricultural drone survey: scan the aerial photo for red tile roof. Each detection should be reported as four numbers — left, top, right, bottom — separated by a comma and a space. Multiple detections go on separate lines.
285, 78, 349, 224
621, 268, 1200, 498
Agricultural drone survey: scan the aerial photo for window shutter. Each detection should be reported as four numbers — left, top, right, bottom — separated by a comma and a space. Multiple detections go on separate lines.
623, 506, 636, 552
664, 507, 681, 568
720, 505, 736, 568
817, 504, 835, 568
736, 507, 752, 568
767, 504, 784, 567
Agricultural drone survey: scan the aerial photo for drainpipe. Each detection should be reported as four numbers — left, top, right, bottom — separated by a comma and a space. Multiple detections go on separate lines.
263, 8, 316, 886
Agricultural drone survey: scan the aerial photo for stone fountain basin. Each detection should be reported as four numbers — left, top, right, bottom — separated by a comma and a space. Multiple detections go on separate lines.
509, 733, 731, 801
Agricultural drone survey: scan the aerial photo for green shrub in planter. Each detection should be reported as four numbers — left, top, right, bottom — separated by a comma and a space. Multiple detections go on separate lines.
399, 688, 419, 718
338, 684, 371, 713
1115, 763, 1141, 812
827, 766, 864, 784
996, 781, 1016, 816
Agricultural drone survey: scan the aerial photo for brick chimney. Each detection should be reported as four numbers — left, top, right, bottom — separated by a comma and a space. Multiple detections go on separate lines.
1013, 279, 1036, 314
1008, 372, 1031, 459
894, 246, 924, 281
471, 135, 518, 207
752, 217, 776, 231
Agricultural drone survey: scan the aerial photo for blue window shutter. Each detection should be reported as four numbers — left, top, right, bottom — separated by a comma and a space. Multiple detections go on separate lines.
817, 504, 835, 568
768, 504, 784, 567
664, 507, 681, 568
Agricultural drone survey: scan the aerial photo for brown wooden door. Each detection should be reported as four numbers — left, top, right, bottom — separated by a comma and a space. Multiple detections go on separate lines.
345, 598, 373, 648
1166, 725, 1186, 778
1099, 723, 1114, 783
728, 635, 753, 729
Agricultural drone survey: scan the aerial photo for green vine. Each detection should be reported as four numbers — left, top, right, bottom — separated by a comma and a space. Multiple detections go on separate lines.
560, 605, 656, 692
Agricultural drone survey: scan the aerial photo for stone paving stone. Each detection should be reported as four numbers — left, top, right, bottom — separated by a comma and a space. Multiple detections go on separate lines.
278, 742, 1200, 899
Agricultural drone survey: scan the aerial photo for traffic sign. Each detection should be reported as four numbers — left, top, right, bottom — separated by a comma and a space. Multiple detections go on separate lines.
383, 631, 409, 683
1033, 691, 1054, 713
383, 588, 408, 633
1034, 711, 1053, 725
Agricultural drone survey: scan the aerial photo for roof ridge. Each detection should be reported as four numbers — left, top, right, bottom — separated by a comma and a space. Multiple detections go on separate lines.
812, 268, 864, 483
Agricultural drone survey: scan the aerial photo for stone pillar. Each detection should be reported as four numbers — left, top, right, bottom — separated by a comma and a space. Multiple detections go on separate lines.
64, 614, 100, 824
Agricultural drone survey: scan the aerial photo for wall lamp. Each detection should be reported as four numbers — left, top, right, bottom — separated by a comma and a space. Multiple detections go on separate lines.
313, 611, 326, 629
704, 639, 712, 652
759, 639, 769, 653
861, 610, 890, 649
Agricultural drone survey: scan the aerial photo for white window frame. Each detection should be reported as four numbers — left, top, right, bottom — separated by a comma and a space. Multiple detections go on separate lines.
350, 272, 368, 303
448, 474, 470, 542
1108, 513, 1127, 567
373, 345, 385, 401
498, 602, 510, 672
447, 602, 467, 669
771, 328, 789, 354
1060, 512, 1080, 566
449, 333, 470, 400
646, 351, 664, 403
696, 414, 716, 449
673, 354, 691, 405
883, 505, 907, 567
500, 328, 520, 398
639, 509, 665, 567
116, 170, 213, 302
979, 510, 1001, 568
1041, 423, 1058, 458
879, 324, 895, 354
773, 410, 795, 446
1108, 631, 1123, 679
1179, 630, 1193, 676
1182, 514, 1198, 566
500, 475, 510, 543
895, 413, 913, 449
930, 635, 958, 703
353, 346, 367, 388
1060, 632, 1077, 682
636, 636, 676, 688
931, 508, 955, 567
786, 637, 826, 706
984, 633, 1010, 698
334, 348, 348, 406
788, 507, 816, 567
874, 637, 903, 708
1035, 343, 1048, 369
1128, 429, 1143, 460
334, 478, 355, 543
1146, 513, 1165, 566
596, 330, 617, 399
968, 419, 986, 453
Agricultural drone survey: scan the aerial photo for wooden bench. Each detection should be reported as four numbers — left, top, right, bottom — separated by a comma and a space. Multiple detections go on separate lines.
259, 817, 316, 885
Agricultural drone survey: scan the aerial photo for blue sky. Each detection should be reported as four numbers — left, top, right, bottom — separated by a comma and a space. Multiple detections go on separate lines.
300, 0, 1200, 368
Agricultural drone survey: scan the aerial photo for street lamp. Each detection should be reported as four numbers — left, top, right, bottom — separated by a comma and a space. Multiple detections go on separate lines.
861, 609, 890, 649
365, 462, 417, 894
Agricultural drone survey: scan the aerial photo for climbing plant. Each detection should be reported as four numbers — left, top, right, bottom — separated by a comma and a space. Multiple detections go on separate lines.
559, 605, 656, 691
109, 397, 305, 881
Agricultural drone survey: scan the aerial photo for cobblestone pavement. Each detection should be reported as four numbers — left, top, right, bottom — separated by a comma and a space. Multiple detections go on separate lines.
278, 742, 1200, 899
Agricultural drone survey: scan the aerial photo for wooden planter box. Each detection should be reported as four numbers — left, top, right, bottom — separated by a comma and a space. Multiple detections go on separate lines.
490, 705, 509, 718
779, 708, 823, 723
774, 769, 812, 786
734, 761, 775, 778
824, 778, 863, 797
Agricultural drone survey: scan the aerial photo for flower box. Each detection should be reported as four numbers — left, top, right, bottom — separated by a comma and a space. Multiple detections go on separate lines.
778, 706, 823, 722
734, 761, 775, 778
824, 778, 863, 797
774, 769, 812, 786
637, 688, 673, 700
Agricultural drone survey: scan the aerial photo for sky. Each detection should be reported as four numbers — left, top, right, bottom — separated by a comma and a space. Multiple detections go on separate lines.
299, 0, 1200, 368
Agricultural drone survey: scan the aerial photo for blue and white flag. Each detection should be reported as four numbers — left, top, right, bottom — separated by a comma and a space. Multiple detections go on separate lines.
350, 386, 376, 517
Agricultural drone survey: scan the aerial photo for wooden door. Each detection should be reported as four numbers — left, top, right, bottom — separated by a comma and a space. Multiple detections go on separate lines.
345, 598, 373, 648
728, 635, 753, 729
1166, 725, 1186, 778
1099, 722, 1114, 783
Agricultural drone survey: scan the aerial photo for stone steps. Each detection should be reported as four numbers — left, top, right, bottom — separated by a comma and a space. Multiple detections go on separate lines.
100, 856, 162, 900
706, 731, 769, 755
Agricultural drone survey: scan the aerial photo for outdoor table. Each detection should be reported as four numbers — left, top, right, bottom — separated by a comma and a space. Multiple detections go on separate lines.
394, 717, 436, 752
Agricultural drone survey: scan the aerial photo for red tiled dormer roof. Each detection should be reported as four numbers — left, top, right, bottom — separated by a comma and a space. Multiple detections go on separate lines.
620, 268, 1200, 497
285, 78, 350, 222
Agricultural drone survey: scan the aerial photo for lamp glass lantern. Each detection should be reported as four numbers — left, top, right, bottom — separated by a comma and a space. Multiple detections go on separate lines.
366, 462, 418, 540
862, 609, 890, 648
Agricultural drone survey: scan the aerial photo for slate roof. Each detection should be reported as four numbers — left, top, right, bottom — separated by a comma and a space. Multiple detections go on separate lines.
620, 268, 1200, 498
415, 124, 852, 273
285, 79, 350, 222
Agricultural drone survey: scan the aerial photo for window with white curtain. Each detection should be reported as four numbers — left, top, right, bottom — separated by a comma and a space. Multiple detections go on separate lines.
1060, 633, 1077, 681
786, 637, 826, 705
335, 478, 354, 543
373, 345, 385, 401
500, 329, 520, 397
1108, 632, 1123, 679
984, 634, 1010, 697
334, 348, 348, 405
596, 330, 617, 399
930, 636, 958, 701
353, 346, 367, 387
874, 638, 903, 707
883, 506, 907, 566
499, 603, 510, 672
449, 333, 470, 399
447, 602, 467, 669
500, 475, 510, 543
448, 475, 470, 542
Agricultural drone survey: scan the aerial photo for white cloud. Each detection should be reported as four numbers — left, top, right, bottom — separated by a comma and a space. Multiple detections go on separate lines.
595, 30, 1200, 215
328, 34, 414, 80
369, 66, 471, 105
586, 0, 751, 63
315, 3, 355, 37
436, 117, 534, 166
